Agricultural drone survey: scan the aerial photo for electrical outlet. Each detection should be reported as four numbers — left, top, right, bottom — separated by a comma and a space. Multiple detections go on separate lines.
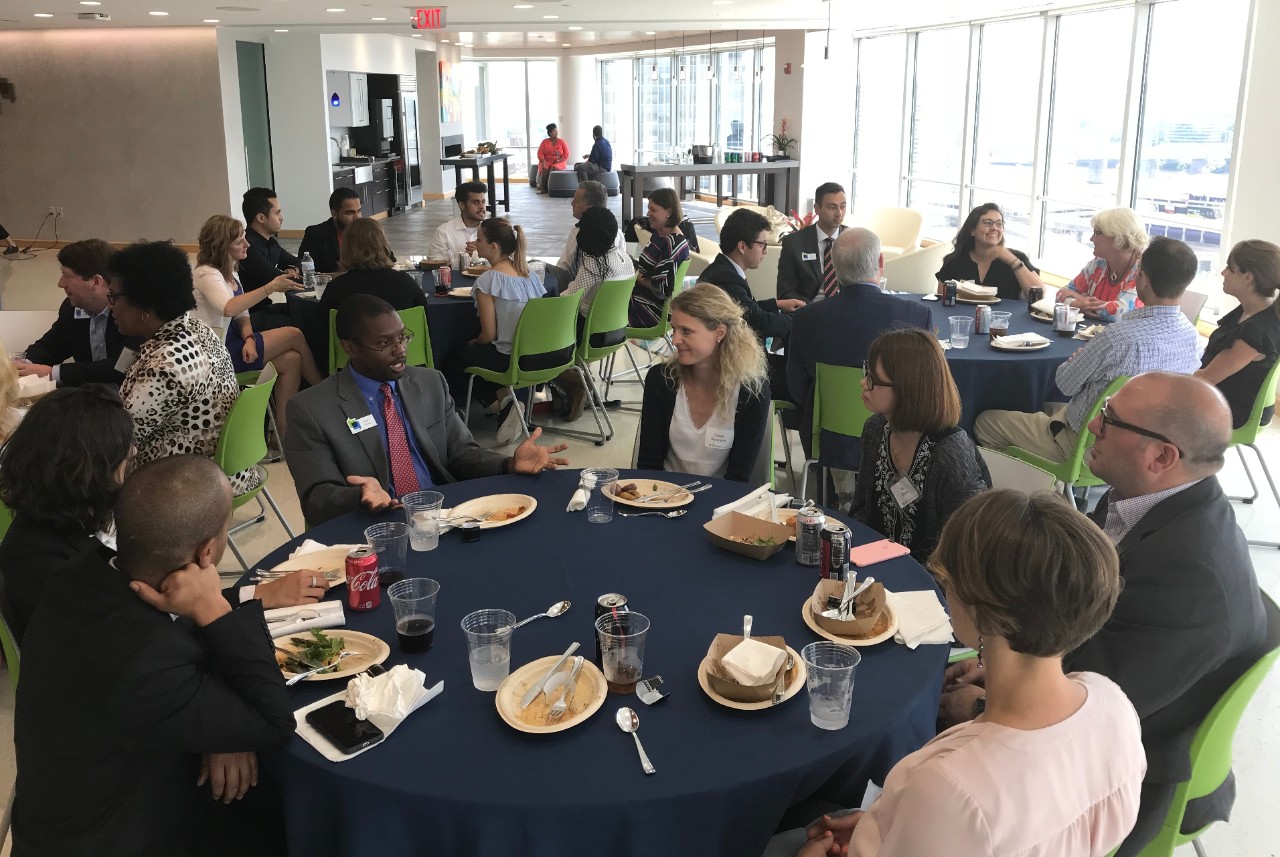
48, 206, 56, 216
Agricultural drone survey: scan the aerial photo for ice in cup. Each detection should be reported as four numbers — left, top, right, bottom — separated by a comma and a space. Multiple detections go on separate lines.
402, 490, 445, 552
461, 609, 515, 691
802, 641, 861, 730
949, 316, 973, 349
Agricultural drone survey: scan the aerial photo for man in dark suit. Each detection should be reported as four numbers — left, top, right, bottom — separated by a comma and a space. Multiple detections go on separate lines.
13, 455, 295, 857
285, 295, 570, 527
786, 227, 933, 466
299, 186, 362, 274
15, 239, 140, 386
777, 181, 849, 303
940, 373, 1269, 857
240, 187, 300, 292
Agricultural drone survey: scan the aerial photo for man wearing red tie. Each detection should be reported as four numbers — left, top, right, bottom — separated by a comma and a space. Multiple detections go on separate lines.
777, 182, 849, 304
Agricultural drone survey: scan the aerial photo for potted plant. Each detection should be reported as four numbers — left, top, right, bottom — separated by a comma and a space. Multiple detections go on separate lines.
763, 119, 796, 161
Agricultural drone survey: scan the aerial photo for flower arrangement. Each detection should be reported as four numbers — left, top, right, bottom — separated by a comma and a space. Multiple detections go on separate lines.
784, 209, 816, 233
763, 119, 796, 157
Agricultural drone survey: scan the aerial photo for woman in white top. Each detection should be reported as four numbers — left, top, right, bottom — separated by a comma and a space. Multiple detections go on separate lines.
793, 490, 1145, 857
191, 214, 322, 435
636, 283, 771, 481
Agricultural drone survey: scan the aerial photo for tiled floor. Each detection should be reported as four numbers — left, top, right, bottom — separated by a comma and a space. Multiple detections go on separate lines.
0, 199, 1278, 854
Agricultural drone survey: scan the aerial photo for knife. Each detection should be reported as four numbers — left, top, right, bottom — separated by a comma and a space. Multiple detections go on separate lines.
519, 642, 580, 709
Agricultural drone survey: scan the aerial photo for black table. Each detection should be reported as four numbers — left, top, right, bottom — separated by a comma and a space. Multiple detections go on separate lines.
249, 471, 947, 857
618, 161, 801, 222
440, 153, 512, 214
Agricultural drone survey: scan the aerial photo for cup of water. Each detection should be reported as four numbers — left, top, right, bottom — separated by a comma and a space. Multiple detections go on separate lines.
802, 641, 861, 730
949, 315, 973, 349
581, 467, 618, 524
402, 490, 444, 552
461, 609, 515, 691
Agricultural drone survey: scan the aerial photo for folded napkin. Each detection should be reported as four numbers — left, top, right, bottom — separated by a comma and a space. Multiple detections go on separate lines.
17, 374, 55, 398
266, 600, 345, 639
992, 332, 1052, 348
289, 539, 364, 560
712, 484, 792, 520
721, 638, 787, 686
956, 282, 997, 298
887, 590, 953, 649
566, 479, 589, 512
294, 666, 444, 763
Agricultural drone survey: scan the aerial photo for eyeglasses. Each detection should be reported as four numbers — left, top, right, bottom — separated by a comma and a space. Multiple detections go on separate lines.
749, 240, 769, 250
1098, 397, 1184, 456
978, 219, 1004, 229
354, 330, 414, 353
862, 360, 894, 389
106, 290, 124, 305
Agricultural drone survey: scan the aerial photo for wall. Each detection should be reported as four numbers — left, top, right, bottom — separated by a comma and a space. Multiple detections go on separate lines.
217, 29, 253, 216
0, 27, 231, 244
796, 31, 857, 213
320, 33, 423, 77
263, 34, 333, 229
771, 31, 806, 170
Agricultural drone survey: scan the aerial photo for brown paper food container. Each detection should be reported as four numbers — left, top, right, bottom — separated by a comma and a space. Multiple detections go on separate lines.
704, 512, 794, 561
705, 632, 789, 702
810, 579, 887, 637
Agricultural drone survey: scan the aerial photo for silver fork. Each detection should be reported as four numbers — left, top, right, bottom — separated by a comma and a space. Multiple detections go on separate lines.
441, 510, 499, 525
546, 655, 585, 723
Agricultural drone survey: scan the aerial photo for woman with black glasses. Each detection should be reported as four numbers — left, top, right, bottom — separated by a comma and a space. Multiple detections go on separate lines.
936, 203, 1044, 300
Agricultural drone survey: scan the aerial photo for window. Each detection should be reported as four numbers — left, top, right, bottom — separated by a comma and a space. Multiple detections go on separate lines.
853, 35, 906, 217
601, 60, 635, 165
636, 56, 673, 160
907, 27, 971, 233
459, 60, 558, 179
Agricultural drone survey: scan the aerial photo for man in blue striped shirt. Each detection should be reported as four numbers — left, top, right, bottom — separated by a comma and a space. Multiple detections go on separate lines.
975, 237, 1201, 463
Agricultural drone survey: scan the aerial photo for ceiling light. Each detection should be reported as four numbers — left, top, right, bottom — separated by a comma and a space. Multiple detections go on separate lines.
712, 0, 732, 4
325, 7, 345, 11
79, 1, 101, 5
513, 3, 533, 7
440, 38, 450, 42
274, 28, 288, 32
204, 18, 220, 22
371, 16, 386, 21
412, 34, 422, 38
567, 26, 582, 31
561, 43, 570, 46
34, 12, 54, 17
645, 31, 655, 35
542, 14, 558, 18
148, 10, 169, 15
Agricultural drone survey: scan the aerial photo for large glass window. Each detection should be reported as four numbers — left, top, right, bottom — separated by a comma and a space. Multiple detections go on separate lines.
459, 59, 557, 179
853, 35, 906, 217
907, 27, 970, 233
636, 56, 674, 160
601, 59, 635, 165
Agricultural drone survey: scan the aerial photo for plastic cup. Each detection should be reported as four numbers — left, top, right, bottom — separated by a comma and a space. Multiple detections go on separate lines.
388, 577, 440, 654
595, 610, 650, 694
461, 609, 515, 691
364, 521, 409, 586
802, 641, 861, 730
989, 310, 1012, 341
949, 316, 973, 350
402, 490, 444, 552
581, 467, 619, 524
313, 272, 332, 300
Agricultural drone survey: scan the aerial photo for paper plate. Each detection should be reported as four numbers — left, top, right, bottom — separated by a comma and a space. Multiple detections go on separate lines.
270, 546, 355, 585
697, 646, 806, 710
1029, 309, 1054, 323
801, 600, 899, 647
990, 339, 1052, 352
447, 287, 474, 299
277, 630, 390, 682
955, 295, 1000, 305
461, 266, 490, 278
611, 478, 695, 509
495, 655, 608, 733
417, 258, 449, 270
444, 494, 537, 530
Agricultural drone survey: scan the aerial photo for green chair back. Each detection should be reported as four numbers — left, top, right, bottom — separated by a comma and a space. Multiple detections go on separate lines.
1229, 358, 1280, 448
579, 276, 637, 365
216, 376, 276, 505
0, 570, 17, 692
329, 305, 433, 374
625, 259, 691, 340
1004, 375, 1129, 488
466, 293, 584, 389
811, 363, 874, 462
0, 502, 12, 542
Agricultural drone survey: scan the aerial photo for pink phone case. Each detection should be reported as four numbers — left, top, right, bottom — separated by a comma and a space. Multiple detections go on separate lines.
848, 539, 910, 568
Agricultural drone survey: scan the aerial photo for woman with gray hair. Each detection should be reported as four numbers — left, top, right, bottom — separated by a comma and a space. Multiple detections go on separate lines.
1058, 207, 1151, 322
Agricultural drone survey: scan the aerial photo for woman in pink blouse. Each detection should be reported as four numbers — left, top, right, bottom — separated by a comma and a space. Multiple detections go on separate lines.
1057, 207, 1149, 322
797, 490, 1146, 857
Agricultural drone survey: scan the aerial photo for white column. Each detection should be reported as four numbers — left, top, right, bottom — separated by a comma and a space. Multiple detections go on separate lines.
558, 54, 596, 160
1224, 0, 1280, 261
264, 34, 333, 224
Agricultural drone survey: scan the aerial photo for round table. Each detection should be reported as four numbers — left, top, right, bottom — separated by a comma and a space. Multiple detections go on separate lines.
251, 471, 946, 857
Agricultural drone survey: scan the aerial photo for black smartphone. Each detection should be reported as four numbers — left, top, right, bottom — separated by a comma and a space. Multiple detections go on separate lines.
305, 701, 386, 754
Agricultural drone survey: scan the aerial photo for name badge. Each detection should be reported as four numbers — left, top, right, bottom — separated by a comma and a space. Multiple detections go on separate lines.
705, 427, 734, 450
889, 476, 920, 509
347, 414, 377, 434
114, 348, 137, 373
801, 252, 817, 262
74, 307, 92, 320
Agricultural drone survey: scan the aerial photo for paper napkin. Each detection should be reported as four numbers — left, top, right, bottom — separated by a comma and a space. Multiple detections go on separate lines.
887, 590, 953, 649
266, 600, 345, 639
992, 332, 1052, 348
295, 666, 444, 763
289, 539, 364, 560
712, 485, 792, 520
566, 481, 589, 512
17, 375, 55, 398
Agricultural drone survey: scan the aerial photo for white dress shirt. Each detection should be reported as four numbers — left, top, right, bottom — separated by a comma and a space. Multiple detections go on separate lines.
428, 215, 479, 263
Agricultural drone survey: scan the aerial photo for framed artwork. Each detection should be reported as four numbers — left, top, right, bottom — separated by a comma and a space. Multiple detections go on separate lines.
439, 59, 461, 123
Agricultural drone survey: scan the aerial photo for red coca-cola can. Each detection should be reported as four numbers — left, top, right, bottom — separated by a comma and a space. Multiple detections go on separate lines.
346, 546, 380, 611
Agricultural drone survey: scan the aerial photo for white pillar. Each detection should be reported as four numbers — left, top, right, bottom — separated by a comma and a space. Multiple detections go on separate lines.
558, 54, 597, 159
1223, 0, 1280, 260
264, 34, 333, 224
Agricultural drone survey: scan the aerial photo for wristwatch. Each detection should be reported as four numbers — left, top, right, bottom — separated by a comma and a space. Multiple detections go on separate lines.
1010, 260, 1025, 272
973, 696, 987, 718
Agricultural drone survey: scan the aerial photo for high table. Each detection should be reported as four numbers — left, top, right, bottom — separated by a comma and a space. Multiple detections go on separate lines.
619, 160, 801, 222
439, 153, 512, 214
252, 470, 947, 857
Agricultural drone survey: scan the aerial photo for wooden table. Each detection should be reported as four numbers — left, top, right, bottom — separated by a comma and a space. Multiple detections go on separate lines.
440, 153, 512, 214
618, 160, 801, 221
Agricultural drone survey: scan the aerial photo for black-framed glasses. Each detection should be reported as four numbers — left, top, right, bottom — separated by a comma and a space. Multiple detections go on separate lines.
354, 330, 414, 353
862, 360, 894, 390
749, 240, 769, 250
978, 218, 1004, 229
1099, 397, 1183, 456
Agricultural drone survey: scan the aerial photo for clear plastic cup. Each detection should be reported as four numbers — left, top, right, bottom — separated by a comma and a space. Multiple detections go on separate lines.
989, 310, 1012, 341
364, 521, 409, 586
949, 316, 973, 349
313, 272, 332, 300
402, 490, 444, 552
388, 577, 440, 654
802, 641, 861, 730
595, 610, 650, 694
461, 609, 516, 691
581, 467, 619, 524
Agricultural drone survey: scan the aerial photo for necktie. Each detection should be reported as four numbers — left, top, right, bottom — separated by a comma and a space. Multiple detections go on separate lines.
381, 383, 420, 498
822, 237, 838, 298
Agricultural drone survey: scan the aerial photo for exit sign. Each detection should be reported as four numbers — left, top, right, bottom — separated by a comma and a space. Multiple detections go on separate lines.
410, 7, 446, 29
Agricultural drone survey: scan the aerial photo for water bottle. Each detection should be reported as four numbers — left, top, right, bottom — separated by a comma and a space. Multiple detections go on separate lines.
301, 252, 317, 290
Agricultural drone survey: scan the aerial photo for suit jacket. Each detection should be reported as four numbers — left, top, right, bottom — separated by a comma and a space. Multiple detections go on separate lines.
13, 551, 294, 857
785, 283, 933, 462
777, 224, 845, 303
240, 228, 300, 302
299, 219, 342, 274
1066, 478, 1268, 831
698, 254, 791, 342
285, 366, 509, 527
24, 299, 140, 387
0, 514, 105, 644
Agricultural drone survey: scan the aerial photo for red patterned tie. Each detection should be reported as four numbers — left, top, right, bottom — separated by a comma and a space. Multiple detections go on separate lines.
381, 383, 420, 498
822, 237, 838, 297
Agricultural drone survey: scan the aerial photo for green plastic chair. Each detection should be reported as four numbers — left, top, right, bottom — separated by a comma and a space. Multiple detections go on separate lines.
799, 363, 875, 503
0, 583, 18, 693
606, 258, 693, 398
462, 293, 584, 442
236, 369, 282, 463
216, 376, 297, 570
0, 502, 12, 542
329, 305, 433, 374
1003, 375, 1129, 498
1225, 358, 1280, 548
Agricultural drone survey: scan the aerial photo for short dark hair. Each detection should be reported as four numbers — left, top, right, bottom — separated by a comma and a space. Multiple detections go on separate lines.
577, 207, 619, 258
328, 187, 360, 212
814, 182, 845, 207
1141, 236, 1199, 299
720, 208, 770, 253
242, 187, 277, 225
336, 293, 398, 342
592, 125, 603, 138
1227, 239, 1280, 299
455, 181, 487, 205
546, 122, 557, 134
648, 187, 683, 229
56, 239, 115, 280
107, 241, 196, 322
0, 385, 134, 533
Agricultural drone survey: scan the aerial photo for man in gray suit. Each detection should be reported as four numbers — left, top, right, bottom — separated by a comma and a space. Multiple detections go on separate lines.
285, 295, 569, 527
776, 182, 848, 303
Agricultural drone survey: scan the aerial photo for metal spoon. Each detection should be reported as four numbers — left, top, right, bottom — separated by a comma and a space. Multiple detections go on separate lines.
508, 600, 572, 631
616, 707, 656, 775
285, 651, 356, 686
617, 509, 687, 519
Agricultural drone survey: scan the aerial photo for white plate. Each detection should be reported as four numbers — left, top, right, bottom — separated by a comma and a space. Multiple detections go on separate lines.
990, 339, 1052, 352
610, 478, 695, 509
270, 546, 355, 585
447, 287, 474, 299
494, 655, 608, 734
955, 295, 1000, 305
277, 630, 390, 682
696, 646, 807, 710
445, 494, 537, 530
801, 600, 899, 647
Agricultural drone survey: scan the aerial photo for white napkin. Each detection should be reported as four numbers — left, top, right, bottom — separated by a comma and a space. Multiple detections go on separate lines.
712, 485, 791, 520
721, 638, 787, 685
956, 282, 997, 298
566, 480, 589, 512
992, 332, 1052, 348
266, 600, 345, 639
887, 590, 953, 649
294, 666, 444, 763
17, 374, 55, 398
288, 539, 364, 560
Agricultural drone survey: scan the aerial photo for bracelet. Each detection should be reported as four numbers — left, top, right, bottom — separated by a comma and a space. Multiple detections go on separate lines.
1010, 260, 1025, 272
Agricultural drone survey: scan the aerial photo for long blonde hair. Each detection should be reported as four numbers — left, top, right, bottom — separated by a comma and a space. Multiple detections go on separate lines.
196, 214, 243, 281
0, 350, 20, 444
664, 283, 767, 416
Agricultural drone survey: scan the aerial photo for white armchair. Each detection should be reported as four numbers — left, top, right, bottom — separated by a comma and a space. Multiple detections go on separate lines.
882, 241, 948, 295
862, 207, 924, 260
745, 248, 781, 301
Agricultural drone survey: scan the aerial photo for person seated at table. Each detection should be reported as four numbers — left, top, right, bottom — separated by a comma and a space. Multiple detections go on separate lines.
935, 202, 1043, 301
320, 217, 427, 316
777, 181, 850, 303
630, 188, 692, 329
849, 328, 990, 562
790, 489, 1144, 857
575, 124, 613, 182
550, 180, 627, 288
1057, 207, 1149, 322
0, 351, 21, 444
428, 180, 488, 265
191, 214, 321, 437
636, 283, 770, 482
1195, 239, 1280, 429
299, 187, 362, 274
285, 295, 569, 528
13, 455, 295, 857
975, 237, 1201, 465
14, 238, 142, 387
237, 187, 302, 329
534, 122, 570, 194
623, 209, 701, 254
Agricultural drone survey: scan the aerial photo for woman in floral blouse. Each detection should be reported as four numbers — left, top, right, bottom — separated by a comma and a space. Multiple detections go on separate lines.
1057, 207, 1149, 322
108, 241, 259, 494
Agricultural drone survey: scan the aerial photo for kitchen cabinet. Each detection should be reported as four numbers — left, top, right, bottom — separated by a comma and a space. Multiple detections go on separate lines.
332, 160, 395, 217
325, 71, 369, 128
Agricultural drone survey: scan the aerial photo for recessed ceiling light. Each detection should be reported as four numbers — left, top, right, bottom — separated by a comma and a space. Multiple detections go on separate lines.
567, 26, 582, 30
79, 1, 101, 5
149, 10, 169, 15
371, 16, 386, 21
542, 14, 558, 18
461, 43, 473, 47
204, 18, 220, 22
561, 43, 570, 46
645, 31, 656, 35
712, 0, 732, 4
325, 7, 345, 11
513, 3, 533, 7
34, 12, 54, 16
440, 38, 450, 42
274, 28, 288, 32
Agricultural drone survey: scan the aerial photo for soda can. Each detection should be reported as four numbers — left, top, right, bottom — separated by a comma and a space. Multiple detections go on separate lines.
820, 522, 850, 582
943, 279, 958, 306
346, 546, 380, 611
1054, 302, 1074, 337
459, 251, 470, 272
974, 304, 991, 335
795, 502, 825, 566
1027, 285, 1044, 311
436, 265, 452, 294
595, 594, 629, 665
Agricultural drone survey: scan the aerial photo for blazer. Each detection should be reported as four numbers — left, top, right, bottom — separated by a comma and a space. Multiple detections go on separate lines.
636, 369, 771, 483
319, 267, 428, 316
785, 283, 934, 462
240, 228, 300, 307
13, 551, 294, 857
299, 218, 342, 274
698, 254, 792, 342
23, 299, 140, 387
0, 514, 104, 644
776, 224, 845, 303
285, 366, 509, 527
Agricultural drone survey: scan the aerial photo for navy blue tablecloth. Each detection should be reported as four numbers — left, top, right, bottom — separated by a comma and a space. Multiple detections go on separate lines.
247, 471, 946, 857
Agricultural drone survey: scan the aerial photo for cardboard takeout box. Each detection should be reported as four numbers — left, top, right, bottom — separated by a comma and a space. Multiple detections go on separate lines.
704, 512, 794, 560
705, 632, 788, 702
810, 579, 887, 637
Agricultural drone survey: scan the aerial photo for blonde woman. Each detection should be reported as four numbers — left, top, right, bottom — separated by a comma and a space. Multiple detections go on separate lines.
1058, 207, 1150, 322
636, 283, 770, 481
191, 214, 321, 435
319, 217, 427, 315
0, 350, 23, 445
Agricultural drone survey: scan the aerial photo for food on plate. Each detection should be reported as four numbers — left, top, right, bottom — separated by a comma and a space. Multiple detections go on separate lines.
732, 534, 778, 546
277, 629, 345, 674
613, 482, 641, 501
780, 513, 797, 528
1080, 324, 1105, 338
489, 504, 528, 521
